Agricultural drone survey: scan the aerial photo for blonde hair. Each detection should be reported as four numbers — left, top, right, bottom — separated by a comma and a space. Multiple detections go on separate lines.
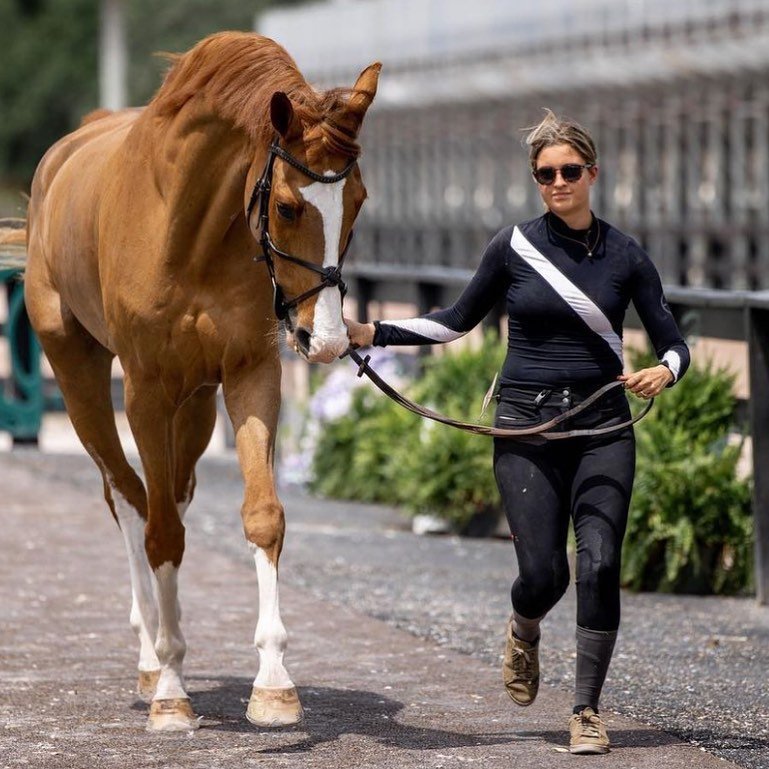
524, 109, 597, 170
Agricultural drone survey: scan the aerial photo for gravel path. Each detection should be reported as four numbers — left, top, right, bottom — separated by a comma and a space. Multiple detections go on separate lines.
5, 450, 769, 768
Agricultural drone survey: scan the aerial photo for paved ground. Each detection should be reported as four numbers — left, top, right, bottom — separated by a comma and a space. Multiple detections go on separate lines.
1, 450, 767, 768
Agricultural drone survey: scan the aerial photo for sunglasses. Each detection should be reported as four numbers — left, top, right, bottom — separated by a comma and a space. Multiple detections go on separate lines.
532, 164, 594, 185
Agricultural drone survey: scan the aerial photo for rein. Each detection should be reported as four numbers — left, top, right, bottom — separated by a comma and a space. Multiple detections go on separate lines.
246, 137, 357, 322
344, 348, 653, 440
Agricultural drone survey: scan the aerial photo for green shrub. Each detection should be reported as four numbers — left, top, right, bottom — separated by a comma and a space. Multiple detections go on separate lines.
397, 419, 500, 527
621, 350, 754, 595
309, 385, 417, 504
396, 337, 504, 526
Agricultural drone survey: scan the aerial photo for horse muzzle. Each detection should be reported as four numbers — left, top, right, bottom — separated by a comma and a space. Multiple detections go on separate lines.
290, 327, 348, 364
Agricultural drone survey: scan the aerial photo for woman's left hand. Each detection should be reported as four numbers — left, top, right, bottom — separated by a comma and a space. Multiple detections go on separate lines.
617, 364, 673, 399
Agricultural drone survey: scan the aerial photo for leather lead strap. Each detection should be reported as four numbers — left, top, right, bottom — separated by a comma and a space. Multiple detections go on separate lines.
344, 348, 653, 440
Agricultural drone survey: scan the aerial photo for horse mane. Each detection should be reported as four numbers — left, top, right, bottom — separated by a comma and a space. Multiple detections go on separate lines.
80, 108, 114, 126
151, 32, 361, 157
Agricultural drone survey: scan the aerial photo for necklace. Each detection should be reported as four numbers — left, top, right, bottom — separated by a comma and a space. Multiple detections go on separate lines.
547, 215, 601, 258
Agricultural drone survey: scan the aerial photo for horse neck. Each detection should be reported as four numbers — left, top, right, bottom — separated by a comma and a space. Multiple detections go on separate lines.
150, 104, 257, 271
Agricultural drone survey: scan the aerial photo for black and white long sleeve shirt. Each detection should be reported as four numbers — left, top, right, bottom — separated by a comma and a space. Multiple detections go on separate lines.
373, 213, 690, 388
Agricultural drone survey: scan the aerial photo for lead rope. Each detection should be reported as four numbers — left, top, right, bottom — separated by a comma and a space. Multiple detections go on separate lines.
343, 348, 653, 440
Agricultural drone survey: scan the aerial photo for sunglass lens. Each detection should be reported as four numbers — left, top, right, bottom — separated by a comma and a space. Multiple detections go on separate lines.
534, 167, 556, 184
561, 164, 584, 183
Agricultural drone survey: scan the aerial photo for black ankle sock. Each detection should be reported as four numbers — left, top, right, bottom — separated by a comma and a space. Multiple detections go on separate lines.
573, 704, 598, 715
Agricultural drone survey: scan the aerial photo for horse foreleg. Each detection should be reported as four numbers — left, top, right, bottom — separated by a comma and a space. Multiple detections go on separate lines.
124, 376, 197, 732
223, 359, 302, 727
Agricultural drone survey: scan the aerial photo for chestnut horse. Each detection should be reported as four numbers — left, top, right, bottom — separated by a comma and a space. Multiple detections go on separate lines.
23, 32, 380, 731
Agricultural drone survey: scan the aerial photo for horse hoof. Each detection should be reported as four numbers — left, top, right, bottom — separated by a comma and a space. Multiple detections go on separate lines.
246, 686, 303, 727
137, 669, 161, 702
146, 698, 199, 732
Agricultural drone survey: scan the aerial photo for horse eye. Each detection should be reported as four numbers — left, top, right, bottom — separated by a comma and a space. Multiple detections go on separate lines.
276, 202, 296, 222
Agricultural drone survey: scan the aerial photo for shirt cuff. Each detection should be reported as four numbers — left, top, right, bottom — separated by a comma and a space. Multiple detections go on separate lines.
372, 320, 385, 347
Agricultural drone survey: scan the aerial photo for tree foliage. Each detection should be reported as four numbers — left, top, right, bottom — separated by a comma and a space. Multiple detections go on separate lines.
0, 0, 308, 193
125, 0, 307, 106
0, 0, 99, 185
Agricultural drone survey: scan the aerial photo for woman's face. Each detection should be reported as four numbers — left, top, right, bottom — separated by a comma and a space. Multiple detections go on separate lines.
533, 143, 598, 223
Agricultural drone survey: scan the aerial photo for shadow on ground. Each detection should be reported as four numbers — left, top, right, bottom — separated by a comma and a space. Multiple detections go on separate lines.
128, 676, 712, 756
142, 676, 515, 752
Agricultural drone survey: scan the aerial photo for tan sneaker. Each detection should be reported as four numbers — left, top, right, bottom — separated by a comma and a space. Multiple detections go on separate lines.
569, 707, 610, 754
502, 618, 539, 706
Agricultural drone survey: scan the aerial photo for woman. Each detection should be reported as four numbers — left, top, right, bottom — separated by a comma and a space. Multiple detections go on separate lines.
345, 110, 689, 754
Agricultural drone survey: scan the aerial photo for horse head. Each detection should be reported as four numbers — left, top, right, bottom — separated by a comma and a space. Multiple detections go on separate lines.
248, 63, 381, 364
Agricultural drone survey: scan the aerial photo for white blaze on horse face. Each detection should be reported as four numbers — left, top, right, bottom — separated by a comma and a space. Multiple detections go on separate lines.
251, 545, 294, 689
299, 174, 349, 363
106, 479, 160, 674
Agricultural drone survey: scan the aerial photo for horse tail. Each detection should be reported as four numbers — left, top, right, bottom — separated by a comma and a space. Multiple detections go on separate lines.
0, 218, 27, 273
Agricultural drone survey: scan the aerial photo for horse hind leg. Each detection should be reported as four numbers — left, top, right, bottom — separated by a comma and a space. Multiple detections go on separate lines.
171, 385, 219, 517
23, 293, 161, 701
124, 374, 205, 732
141, 385, 218, 717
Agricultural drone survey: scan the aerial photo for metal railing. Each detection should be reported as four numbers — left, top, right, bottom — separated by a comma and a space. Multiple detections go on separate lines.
262, 0, 769, 292
352, 65, 769, 291
262, 0, 769, 90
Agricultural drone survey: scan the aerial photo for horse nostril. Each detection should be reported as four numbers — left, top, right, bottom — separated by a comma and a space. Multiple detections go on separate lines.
295, 328, 311, 355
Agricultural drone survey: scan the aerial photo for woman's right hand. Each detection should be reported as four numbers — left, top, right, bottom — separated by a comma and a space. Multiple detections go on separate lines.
344, 317, 376, 348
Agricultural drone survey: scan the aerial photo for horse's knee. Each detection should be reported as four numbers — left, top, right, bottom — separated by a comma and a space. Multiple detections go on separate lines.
145, 517, 186, 569
242, 500, 285, 552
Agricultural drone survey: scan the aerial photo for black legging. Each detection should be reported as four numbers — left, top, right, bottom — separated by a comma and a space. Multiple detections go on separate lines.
493, 385, 636, 631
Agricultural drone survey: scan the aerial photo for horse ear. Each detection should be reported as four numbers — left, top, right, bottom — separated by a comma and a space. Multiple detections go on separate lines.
347, 62, 382, 122
270, 92, 302, 140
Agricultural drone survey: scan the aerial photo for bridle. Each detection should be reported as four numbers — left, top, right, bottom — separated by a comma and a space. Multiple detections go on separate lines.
246, 137, 357, 323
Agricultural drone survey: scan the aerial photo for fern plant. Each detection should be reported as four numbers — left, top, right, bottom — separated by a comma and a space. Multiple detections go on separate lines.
621, 349, 753, 594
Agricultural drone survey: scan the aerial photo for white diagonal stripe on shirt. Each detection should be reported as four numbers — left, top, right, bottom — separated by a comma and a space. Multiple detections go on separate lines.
380, 317, 466, 342
510, 226, 623, 365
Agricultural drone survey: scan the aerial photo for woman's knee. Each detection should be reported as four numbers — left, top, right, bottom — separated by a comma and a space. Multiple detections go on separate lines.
513, 558, 570, 615
576, 559, 622, 630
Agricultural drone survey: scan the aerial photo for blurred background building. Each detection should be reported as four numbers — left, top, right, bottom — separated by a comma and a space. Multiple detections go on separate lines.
3, 0, 769, 450
261, 0, 769, 291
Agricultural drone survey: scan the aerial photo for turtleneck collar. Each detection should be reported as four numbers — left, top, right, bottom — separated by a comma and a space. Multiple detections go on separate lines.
545, 211, 602, 258
547, 210, 596, 238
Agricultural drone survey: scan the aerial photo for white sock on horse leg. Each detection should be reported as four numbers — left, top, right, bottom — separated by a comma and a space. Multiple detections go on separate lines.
512, 610, 543, 643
